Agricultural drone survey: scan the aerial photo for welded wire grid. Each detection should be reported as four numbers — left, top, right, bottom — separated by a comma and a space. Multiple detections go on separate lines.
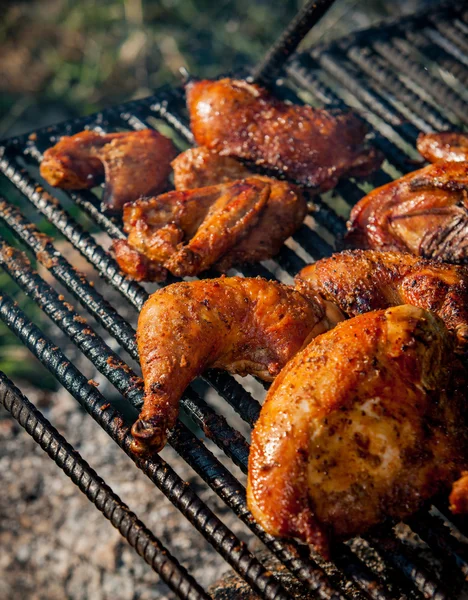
0, 2, 468, 599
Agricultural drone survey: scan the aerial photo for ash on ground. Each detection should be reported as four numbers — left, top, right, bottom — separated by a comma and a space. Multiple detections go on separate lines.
0, 381, 256, 600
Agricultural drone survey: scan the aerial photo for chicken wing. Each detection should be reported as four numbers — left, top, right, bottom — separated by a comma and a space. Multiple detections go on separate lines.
131, 276, 341, 453
296, 249, 468, 351
417, 132, 468, 163
346, 161, 468, 264
114, 178, 270, 278
247, 305, 468, 558
186, 78, 382, 191
172, 147, 308, 271
40, 129, 177, 211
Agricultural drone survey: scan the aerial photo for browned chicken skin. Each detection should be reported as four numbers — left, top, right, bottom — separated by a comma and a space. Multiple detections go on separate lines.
346, 161, 468, 264
186, 78, 382, 191
296, 249, 468, 351
132, 276, 342, 453
172, 147, 308, 271
40, 129, 177, 211
172, 146, 252, 190
418, 132, 468, 163
114, 149, 307, 279
247, 305, 468, 558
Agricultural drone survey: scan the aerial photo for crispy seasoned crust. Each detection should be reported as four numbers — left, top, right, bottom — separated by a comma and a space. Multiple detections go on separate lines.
131, 276, 341, 453
186, 78, 382, 191
295, 249, 468, 351
40, 129, 177, 210
346, 161, 468, 264
417, 132, 468, 164
248, 306, 468, 557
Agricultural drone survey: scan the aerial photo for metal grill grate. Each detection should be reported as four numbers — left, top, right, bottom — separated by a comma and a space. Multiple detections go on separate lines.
1, 2, 468, 598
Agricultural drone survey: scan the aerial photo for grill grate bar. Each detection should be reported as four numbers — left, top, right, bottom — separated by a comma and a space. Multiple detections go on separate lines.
365, 532, 451, 600
0, 292, 295, 600
314, 51, 421, 145
0, 371, 211, 600
372, 39, 467, 125
407, 30, 468, 90
345, 46, 454, 132
406, 512, 468, 581
251, 0, 337, 86
431, 19, 468, 56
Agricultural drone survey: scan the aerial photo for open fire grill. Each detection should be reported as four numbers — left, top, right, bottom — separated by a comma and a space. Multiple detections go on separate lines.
1, 1, 467, 598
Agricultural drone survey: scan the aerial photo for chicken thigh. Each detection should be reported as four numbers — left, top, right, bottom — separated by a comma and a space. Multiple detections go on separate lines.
132, 276, 341, 453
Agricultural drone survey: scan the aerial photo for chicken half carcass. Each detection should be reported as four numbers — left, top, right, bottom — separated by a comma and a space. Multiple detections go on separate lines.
186, 78, 382, 192
247, 305, 468, 558
131, 276, 342, 453
40, 129, 177, 211
295, 249, 468, 351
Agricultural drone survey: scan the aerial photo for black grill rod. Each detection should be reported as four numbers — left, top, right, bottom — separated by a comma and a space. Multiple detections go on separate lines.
0, 262, 353, 600
406, 30, 468, 91
250, 0, 337, 87
406, 512, 468, 581
0, 199, 138, 357
345, 46, 456, 132
372, 39, 467, 126
364, 532, 451, 600
309, 51, 421, 145
432, 18, 468, 56
0, 371, 210, 600
0, 294, 293, 600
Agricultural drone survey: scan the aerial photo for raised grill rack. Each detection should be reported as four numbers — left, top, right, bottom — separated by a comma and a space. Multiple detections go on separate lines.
1, 2, 467, 598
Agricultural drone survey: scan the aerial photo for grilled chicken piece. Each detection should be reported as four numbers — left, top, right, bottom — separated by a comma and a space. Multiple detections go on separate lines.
172, 146, 252, 189
296, 249, 468, 351
172, 147, 308, 271
346, 161, 468, 264
186, 78, 382, 191
247, 305, 468, 558
40, 129, 177, 210
114, 178, 270, 279
417, 132, 468, 163
131, 277, 342, 453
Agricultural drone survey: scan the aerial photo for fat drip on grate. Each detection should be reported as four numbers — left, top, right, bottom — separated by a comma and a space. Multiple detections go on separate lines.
0, 2, 468, 598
